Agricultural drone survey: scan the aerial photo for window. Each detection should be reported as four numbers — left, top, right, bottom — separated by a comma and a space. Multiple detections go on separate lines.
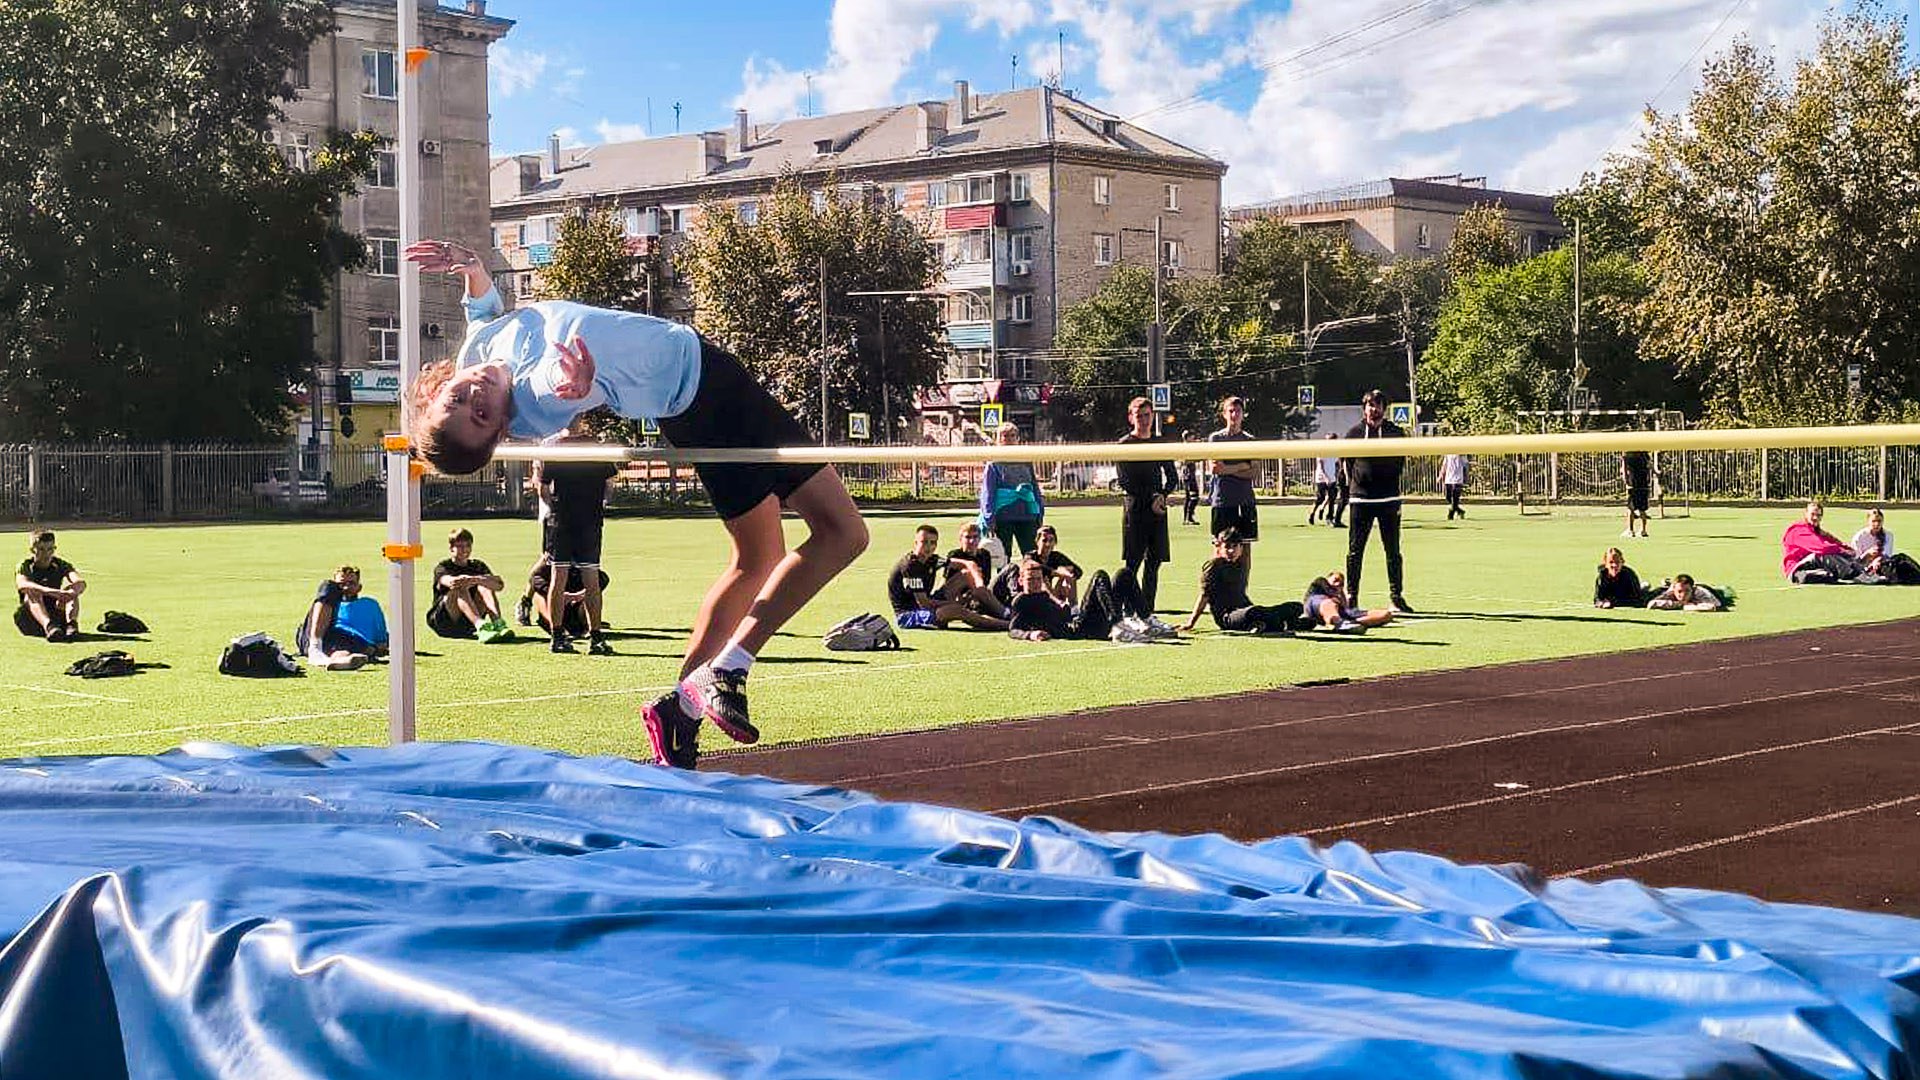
1004, 355, 1034, 381
810, 189, 828, 213
949, 175, 994, 204
492, 226, 508, 249
517, 271, 537, 298
361, 49, 397, 99
1093, 233, 1115, 265
367, 317, 400, 366
519, 216, 557, 246
668, 207, 691, 232
367, 149, 397, 189
1093, 175, 1111, 205
887, 185, 908, 210
927, 237, 947, 265
952, 228, 992, 263
1009, 293, 1033, 323
926, 181, 948, 208
1010, 230, 1036, 263
292, 49, 311, 91
1162, 239, 1182, 269
1009, 172, 1031, 203
1416, 222, 1431, 250
367, 237, 400, 276
1164, 183, 1180, 211
738, 201, 759, 225
813, 138, 835, 156
264, 130, 311, 170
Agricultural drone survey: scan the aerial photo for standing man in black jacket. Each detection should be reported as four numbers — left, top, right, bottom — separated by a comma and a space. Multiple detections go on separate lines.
1343, 389, 1414, 613
1116, 397, 1181, 616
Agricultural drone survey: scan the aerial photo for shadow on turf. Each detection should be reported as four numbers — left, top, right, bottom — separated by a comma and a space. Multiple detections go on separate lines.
1420, 610, 1683, 626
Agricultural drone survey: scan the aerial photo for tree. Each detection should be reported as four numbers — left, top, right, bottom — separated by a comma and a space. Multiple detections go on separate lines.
677, 174, 941, 440
1445, 203, 1521, 281
1421, 248, 1674, 432
1625, 12, 1920, 425
0, 0, 378, 441
541, 208, 650, 311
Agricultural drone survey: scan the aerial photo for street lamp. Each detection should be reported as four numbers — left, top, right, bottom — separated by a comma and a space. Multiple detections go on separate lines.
847, 289, 944, 442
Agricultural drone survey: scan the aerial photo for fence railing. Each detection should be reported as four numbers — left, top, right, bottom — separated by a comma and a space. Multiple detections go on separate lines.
3, 442, 1917, 524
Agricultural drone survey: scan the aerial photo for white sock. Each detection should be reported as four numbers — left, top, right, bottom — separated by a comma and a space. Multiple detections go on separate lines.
713, 642, 755, 676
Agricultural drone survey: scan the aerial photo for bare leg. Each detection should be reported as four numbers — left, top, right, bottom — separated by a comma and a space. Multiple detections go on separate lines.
582, 570, 605, 633
546, 568, 571, 640
449, 584, 486, 629
475, 586, 503, 621
23, 595, 54, 634
934, 601, 1008, 631
681, 468, 869, 675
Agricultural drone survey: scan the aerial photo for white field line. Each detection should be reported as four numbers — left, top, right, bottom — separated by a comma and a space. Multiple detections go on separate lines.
986, 672, 1920, 815
1558, 793, 1920, 879
0, 683, 132, 703
1302, 719, 1920, 836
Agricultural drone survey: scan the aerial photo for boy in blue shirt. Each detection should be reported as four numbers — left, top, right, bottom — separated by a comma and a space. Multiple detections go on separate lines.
296, 565, 387, 670
404, 239, 870, 769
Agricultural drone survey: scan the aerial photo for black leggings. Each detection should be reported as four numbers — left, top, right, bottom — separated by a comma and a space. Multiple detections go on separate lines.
1309, 483, 1337, 522
1121, 557, 1161, 614
1346, 501, 1404, 603
1218, 604, 1295, 634
1445, 484, 1464, 518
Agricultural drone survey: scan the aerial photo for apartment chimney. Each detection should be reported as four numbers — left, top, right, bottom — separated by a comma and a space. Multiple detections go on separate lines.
733, 108, 751, 153
546, 132, 562, 175
516, 153, 542, 195
915, 101, 949, 151
464, 0, 485, 14
953, 80, 972, 125
698, 131, 727, 175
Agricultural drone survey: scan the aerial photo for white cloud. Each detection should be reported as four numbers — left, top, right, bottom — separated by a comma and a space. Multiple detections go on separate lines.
594, 119, 648, 143
489, 44, 548, 99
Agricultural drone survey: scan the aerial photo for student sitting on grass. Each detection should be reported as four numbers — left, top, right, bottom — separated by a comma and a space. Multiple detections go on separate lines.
428, 528, 513, 643
1645, 574, 1729, 612
1851, 508, 1920, 584
527, 553, 612, 641
1033, 524, 1083, 605
1180, 529, 1302, 635
14, 529, 85, 642
888, 525, 1008, 631
942, 522, 1008, 618
296, 565, 387, 670
1006, 558, 1125, 642
1592, 547, 1647, 609
1782, 501, 1881, 584
1303, 570, 1393, 632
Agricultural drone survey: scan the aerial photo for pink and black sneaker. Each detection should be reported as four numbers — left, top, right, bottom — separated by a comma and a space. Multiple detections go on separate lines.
680, 666, 758, 744
642, 691, 702, 769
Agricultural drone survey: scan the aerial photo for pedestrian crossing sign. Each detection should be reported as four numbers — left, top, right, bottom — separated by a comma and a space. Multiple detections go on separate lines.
1150, 383, 1172, 411
1389, 403, 1414, 427
1297, 385, 1316, 409
980, 403, 1004, 432
848, 412, 871, 440
639, 417, 661, 437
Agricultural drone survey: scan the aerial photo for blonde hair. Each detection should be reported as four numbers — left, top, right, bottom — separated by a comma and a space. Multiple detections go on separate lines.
408, 360, 497, 475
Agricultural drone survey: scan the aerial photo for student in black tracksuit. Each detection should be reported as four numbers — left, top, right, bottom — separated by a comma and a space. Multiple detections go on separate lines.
1116, 397, 1180, 615
1342, 389, 1413, 613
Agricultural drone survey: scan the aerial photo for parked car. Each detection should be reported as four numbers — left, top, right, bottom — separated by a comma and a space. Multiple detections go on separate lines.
1055, 463, 1120, 493
252, 469, 329, 504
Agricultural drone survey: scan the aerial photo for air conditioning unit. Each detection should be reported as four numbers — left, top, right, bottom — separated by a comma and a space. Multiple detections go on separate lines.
423, 322, 444, 340
420, 139, 443, 156
1010, 260, 1032, 277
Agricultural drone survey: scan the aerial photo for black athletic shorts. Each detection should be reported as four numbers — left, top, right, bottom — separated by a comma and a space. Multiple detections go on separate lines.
1627, 486, 1650, 513
14, 603, 42, 636
426, 597, 474, 639
1209, 502, 1259, 542
549, 507, 605, 566
1122, 497, 1171, 563
658, 339, 826, 521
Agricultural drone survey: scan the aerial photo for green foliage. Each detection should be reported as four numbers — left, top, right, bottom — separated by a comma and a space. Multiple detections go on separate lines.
1624, 11, 1920, 425
1422, 248, 1674, 431
1555, 169, 1654, 262
542, 208, 649, 311
0, 0, 377, 440
1444, 203, 1521, 280
676, 174, 941, 441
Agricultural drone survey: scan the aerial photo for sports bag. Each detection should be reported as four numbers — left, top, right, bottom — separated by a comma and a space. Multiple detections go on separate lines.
97, 610, 149, 634
824, 613, 901, 652
66, 650, 138, 679
219, 632, 303, 677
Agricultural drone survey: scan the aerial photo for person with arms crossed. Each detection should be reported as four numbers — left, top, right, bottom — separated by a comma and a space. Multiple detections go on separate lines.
1115, 396, 1180, 615
1343, 389, 1413, 613
14, 530, 84, 642
405, 238, 869, 770
1207, 396, 1260, 574
979, 424, 1045, 560
1851, 508, 1920, 584
428, 528, 512, 643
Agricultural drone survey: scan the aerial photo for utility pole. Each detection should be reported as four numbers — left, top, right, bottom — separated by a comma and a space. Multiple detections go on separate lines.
1571, 219, 1584, 413
878, 302, 889, 442
1402, 289, 1418, 433
1149, 215, 1165, 437
819, 255, 829, 446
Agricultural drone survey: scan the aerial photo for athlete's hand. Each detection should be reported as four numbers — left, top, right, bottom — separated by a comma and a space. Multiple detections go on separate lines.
1151, 494, 1167, 515
404, 239, 480, 275
552, 336, 597, 399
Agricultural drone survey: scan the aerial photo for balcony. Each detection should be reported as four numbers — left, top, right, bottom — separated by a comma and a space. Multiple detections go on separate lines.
941, 260, 1010, 290
944, 320, 1006, 351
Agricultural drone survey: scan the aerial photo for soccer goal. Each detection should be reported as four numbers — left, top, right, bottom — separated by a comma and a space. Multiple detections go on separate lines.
1511, 408, 1693, 518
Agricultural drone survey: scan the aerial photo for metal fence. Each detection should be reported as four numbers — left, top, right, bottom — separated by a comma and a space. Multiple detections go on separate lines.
4, 441, 1919, 525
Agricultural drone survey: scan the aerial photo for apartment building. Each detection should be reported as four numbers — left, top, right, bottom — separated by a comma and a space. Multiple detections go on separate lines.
1227, 175, 1563, 261
271, 0, 510, 449
489, 83, 1226, 441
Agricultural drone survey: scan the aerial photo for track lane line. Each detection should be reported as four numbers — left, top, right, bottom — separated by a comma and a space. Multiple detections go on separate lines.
1557, 793, 1920, 879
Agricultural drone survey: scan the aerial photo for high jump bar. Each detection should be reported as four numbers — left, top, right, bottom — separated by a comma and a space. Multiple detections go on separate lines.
488, 423, 1920, 466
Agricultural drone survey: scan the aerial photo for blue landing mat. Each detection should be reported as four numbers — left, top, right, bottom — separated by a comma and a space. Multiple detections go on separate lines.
1, 742, 1917, 1079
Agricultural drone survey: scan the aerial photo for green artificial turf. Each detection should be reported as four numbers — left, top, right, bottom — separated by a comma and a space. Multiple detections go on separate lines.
1, 502, 1912, 762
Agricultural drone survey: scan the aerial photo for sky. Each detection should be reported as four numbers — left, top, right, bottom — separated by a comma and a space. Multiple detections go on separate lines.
480, 0, 1899, 205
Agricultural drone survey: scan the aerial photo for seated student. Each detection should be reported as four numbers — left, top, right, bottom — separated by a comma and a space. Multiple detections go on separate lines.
1592, 546, 1647, 609
1781, 500, 1879, 584
941, 521, 1007, 618
888, 525, 1008, 630
527, 553, 612, 639
1303, 570, 1393, 632
428, 528, 513, 642
1180, 529, 1301, 635
1851, 508, 1920, 584
1006, 558, 1125, 642
1645, 573, 1726, 611
1033, 524, 1083, 605
296, 565, 387, 670
14, 529, 85, 642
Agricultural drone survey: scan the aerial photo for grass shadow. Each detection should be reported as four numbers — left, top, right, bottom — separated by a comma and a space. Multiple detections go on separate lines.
1421, 610, 1684, 626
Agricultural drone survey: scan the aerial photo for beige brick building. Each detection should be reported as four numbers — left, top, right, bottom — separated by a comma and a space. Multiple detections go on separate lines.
489, 83, 1226, 441
1228, 175, 1563, 261
274, 0, 510, 449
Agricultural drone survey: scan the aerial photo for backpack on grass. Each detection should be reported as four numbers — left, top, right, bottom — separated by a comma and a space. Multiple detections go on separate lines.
65, 650, 138, 679
96, 611, 149, 634
824, 613, 901, 652
219, 632, 302, 678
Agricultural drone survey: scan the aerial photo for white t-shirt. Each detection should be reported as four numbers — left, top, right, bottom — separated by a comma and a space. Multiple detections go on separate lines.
1440, 454, 1467, 486
1315, 457, 1339, 484
1851, 526, 1895, 560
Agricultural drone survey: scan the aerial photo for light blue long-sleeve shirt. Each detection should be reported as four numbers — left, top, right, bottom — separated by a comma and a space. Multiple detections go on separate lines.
456, 286, 702, 438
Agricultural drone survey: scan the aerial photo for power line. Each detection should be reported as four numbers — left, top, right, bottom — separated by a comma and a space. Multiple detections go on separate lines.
1582, 0, 1748, 177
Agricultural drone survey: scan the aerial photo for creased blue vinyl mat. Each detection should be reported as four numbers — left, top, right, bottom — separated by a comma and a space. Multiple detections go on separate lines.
1, 742, 1917, 1079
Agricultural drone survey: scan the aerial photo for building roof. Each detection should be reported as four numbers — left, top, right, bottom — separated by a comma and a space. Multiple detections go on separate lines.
492, 87, 1225, 208
1229, 175, 1557, 220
